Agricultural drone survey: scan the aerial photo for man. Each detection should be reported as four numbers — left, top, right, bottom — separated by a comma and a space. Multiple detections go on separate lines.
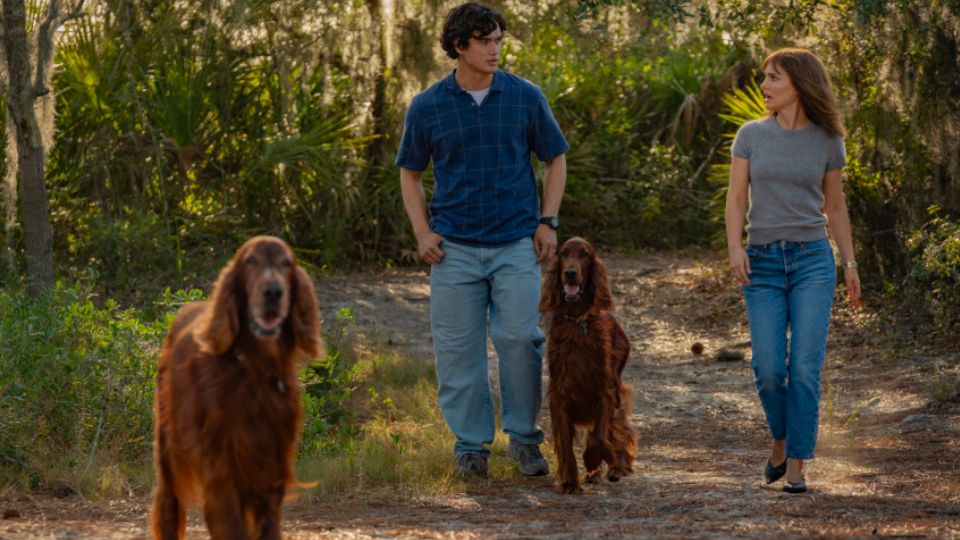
395, 2, 568, 478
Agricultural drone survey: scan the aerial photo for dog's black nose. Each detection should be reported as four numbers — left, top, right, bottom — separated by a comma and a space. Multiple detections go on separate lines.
563, 268, 577, 279
263, 283, 283, 306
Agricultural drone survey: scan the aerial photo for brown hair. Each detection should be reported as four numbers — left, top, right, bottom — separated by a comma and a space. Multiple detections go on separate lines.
763, 48, 846, 138
441, 3, 507, 60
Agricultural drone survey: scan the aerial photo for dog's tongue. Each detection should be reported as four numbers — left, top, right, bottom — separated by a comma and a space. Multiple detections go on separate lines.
255, 315, 281, 331
564, 284, 580, 297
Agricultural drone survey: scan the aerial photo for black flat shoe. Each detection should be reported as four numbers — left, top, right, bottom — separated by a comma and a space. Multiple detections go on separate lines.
782, 476, 807, 493
764, 458, 787, 484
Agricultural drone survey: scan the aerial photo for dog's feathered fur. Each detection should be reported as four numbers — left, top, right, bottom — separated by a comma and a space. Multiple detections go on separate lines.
540, 237, 637, 494
151, 236, 322, 539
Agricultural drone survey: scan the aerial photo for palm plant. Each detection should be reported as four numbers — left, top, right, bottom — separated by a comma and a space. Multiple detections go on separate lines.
707, 79, 766, 241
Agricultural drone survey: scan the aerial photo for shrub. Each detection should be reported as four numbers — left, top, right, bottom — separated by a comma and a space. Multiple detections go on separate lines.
300, 307, 364, 452
0, 283, 176, 494
906, 206, 960, 330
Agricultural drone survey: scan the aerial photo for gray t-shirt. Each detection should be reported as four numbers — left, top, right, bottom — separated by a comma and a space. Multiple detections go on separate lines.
731, 115, 846, 245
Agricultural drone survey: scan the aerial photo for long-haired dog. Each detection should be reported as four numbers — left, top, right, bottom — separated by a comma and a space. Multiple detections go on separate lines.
152, 236, 322, 539
540, 237, 637, 494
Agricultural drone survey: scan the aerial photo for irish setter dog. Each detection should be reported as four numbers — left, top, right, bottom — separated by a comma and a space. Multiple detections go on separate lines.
540, 237, 637, 494
152, 236, 322, 539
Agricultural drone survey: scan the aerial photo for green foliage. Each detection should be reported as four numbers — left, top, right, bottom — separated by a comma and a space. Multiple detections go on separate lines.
49, 1, 391, 280
716, 80, 767, 127
509, 13, 743, 248
0, 283, 172, 493
300, 308, 364, 452
906, 207, 960, 330
576, 0, 693, 22
9, 0, 960, 331
707, 79, 766, 243
0, 281, 418, 497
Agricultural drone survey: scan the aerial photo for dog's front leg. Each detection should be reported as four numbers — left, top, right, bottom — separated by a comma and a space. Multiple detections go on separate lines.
203, 486, 250, 540
252, 485, 284, 540
583, 382, 616, 478
551, 406, 581, 494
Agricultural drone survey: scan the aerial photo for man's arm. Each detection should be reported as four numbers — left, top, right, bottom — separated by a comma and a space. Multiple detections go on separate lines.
400, 167, 445, 264
535, 153, 566, 262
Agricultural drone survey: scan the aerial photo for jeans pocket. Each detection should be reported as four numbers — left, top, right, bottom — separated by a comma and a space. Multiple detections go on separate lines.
746, 245, 765, 259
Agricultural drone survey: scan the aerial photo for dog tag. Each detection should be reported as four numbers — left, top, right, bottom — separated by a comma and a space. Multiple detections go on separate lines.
276, 380, 286, 393
580, 321, 588, 336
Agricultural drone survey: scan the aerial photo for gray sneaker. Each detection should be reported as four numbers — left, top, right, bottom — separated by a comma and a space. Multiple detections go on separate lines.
507, 440, 549, 476
456, 452, 488, 478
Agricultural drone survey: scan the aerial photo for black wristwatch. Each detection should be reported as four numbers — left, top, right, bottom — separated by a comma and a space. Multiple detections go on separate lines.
538, 216, 560, 230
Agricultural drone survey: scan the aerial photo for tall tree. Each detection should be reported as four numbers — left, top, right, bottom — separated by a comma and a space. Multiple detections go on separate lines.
1, 0, 83, 295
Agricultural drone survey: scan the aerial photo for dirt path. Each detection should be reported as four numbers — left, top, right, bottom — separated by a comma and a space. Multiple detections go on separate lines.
2, 252, 959, 538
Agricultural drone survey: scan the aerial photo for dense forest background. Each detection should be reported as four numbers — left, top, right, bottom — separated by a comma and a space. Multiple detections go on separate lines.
1, 0, 957, 316
0, 0, 957, 495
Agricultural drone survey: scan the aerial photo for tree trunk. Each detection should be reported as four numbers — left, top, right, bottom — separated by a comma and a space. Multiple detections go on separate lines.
2, 0, 54, 295
2, 0, 81, 295
1, 114, 18, 277
366, 0, 387, 162
17, 132, 53, 293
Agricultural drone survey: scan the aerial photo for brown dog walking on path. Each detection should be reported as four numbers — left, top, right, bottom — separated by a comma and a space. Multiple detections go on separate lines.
151, 236, 322, 539
540, 237, 637, 494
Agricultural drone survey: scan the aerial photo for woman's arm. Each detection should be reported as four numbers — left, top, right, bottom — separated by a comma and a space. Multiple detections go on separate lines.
823, 169, 861, 306
725, 156, 751, 284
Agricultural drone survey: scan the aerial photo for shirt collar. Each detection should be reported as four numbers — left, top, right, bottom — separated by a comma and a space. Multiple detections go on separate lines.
444, 69, 505, 95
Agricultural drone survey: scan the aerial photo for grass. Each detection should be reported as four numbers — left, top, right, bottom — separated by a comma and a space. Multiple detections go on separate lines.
297, 349, 554, 500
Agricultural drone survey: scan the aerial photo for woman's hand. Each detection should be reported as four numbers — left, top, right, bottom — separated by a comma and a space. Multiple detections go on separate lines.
729, 246, 751, 285
844, 266, 861, 307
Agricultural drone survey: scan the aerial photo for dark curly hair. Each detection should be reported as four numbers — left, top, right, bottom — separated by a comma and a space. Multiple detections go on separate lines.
441, 3, 507, 60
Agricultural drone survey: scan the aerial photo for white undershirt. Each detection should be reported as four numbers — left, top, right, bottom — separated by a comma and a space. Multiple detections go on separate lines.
466, 87, 491, 106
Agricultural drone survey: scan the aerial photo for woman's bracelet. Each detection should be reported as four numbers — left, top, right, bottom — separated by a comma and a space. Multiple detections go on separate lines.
842, 260, 858, 269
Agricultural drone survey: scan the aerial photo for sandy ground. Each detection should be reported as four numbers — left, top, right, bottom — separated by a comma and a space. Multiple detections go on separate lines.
2, 251, 959, 539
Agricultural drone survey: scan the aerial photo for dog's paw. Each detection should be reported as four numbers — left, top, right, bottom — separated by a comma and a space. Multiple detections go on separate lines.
583, 445, 612, 471
585, 470, 603, 484
557, 482, 583, 494
607, 467, 626, 482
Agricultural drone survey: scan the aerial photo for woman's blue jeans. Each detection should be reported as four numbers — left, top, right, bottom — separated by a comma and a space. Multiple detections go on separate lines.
743, 238, 836, 460
429, 237, 545, 458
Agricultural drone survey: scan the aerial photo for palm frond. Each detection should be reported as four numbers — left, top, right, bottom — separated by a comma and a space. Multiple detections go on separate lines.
706, 78, 768, 245
708, 79, 766, 188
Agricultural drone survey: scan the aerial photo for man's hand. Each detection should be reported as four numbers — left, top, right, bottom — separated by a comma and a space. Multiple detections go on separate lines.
417, 231, 445, 265
534, 224, 557, 263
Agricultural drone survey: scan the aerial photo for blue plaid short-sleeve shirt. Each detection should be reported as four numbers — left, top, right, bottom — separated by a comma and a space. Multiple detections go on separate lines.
395, 69, 570, 246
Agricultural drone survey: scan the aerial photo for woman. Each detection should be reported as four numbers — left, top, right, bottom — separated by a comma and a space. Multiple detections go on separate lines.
725, 48, 861, 494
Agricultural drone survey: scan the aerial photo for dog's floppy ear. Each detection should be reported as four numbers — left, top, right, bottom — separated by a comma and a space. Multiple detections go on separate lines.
291, 265, 323, 358
539, 253, 563, 313
201, 259, 241, 355
589, 254, 613, 311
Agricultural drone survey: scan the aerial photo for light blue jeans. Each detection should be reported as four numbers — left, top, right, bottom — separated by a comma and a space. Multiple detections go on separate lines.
743, 238, 836, 460
430, 236, 545, 458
